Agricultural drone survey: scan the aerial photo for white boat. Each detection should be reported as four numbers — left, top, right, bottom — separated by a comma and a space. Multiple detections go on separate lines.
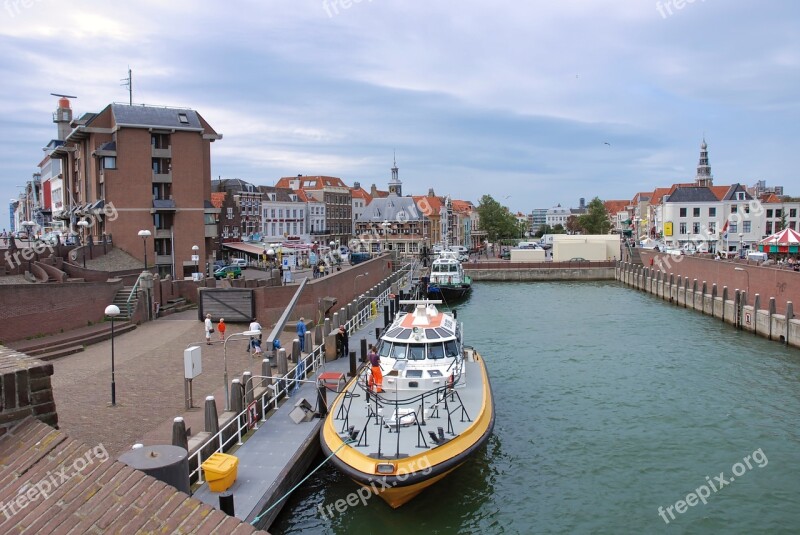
425, 251, 472, 301
320, 300, 494, 508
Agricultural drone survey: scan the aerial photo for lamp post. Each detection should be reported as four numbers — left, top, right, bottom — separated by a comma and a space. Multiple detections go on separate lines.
739, 232, 744, 258
734, 267, 750, 295
22, 220, 35, 272
191, 244, 199, 279
354, 271, 369, 293
78, 220, 89, 268
105, 304, 120, 406
222, 329, 261, 411
137, 229, 151, 271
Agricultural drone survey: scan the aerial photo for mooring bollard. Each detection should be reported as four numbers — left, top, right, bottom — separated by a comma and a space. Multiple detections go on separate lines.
384, 305, 390, 327
324, 317, 332, 336
332, 311, 340, 331
292, 338, 300, 363
171, 417, 188, 451
204, 395, 219, 434
230, 379, 244, 414
349, 350, 357, 378
304, 331, 313, 356
317, 380, 328, 418
277, 347, 288, 396
361, 337, 368, 364
220, 492, 235, 517
242, 371, 253, 405
314, 324, 323, 350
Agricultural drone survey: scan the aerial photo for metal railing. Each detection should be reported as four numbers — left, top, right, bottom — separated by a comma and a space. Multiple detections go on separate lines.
125, 272, 145, 319
186, 281, 397, 485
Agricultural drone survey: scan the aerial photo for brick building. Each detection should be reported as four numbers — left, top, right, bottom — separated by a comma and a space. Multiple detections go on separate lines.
51, 103, 221, 278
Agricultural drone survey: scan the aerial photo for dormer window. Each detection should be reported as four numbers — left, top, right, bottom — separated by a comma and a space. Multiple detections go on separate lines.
178, 113, 189, 124
736, 191, 745, 200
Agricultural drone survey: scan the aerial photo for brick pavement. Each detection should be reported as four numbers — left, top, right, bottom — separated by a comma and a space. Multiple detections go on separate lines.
50, 310, 303, 457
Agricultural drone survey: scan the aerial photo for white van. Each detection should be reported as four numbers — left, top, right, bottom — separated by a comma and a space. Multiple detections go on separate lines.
232, 258, 248, 267
746, 252, 768, 262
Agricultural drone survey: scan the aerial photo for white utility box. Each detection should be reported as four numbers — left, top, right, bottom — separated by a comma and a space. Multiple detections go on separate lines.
184, 346, 202, 379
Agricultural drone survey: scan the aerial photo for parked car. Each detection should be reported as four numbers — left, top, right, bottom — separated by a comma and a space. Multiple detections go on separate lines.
214, 265, 242, 279
569, 257, 588, 262
213, 260, 226, 270
231, 258, 248, 268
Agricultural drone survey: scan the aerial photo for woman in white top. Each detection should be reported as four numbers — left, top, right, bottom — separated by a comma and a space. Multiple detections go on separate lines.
204, 313, 213, 345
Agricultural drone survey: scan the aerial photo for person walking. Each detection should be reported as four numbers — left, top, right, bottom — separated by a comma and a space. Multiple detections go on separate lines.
336, 325, 349, 359
217, 318, 226, 342
204, 314, 213, 345
297, 317, 307, 353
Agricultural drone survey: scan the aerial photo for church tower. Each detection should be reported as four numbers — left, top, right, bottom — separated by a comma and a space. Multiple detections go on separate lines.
695, 138, 713, 187
388, 153, 402, 196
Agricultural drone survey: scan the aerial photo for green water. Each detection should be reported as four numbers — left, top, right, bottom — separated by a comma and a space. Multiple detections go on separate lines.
270, 281, 800, 534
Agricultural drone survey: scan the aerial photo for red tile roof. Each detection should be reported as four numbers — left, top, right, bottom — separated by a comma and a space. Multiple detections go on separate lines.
412, 195, 444, 216
0, 419, 266, 534
451, 200, 474, 213
603, 200, 629, 214
760, 193, 783, 204
210, 192, 226, 209
275, 175, 348, 189
709, 185, 731, 201
351, 187, 372, 203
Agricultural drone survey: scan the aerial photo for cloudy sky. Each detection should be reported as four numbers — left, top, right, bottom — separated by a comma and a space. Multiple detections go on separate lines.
1, 0, 799, 217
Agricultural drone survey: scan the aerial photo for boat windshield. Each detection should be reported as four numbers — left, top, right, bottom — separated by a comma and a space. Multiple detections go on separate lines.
391, 343, 407, 360
378, 341, 392, 358
428, 343, 445, 360
408, 344, 426, 360
445, 340, 459, 358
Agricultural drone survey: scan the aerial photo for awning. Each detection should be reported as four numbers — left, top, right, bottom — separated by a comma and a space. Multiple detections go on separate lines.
222, 242, 268, 255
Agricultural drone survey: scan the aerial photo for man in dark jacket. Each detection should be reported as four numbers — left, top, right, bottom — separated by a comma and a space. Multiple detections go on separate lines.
336, 325, 349, 358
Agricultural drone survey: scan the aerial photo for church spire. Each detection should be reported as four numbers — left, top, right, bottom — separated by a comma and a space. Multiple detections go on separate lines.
695, 138, 713, 187
389, 153, 402, 196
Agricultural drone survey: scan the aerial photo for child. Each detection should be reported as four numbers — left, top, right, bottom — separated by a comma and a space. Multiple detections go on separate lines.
218, 318, 226, 341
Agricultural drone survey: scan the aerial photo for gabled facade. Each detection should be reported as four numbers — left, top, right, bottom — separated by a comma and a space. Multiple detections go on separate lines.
274, 175, 351, 245
258, 186, 309, 243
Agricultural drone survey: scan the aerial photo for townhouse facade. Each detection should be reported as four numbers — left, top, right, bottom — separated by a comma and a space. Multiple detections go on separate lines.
274, 175, 352, 245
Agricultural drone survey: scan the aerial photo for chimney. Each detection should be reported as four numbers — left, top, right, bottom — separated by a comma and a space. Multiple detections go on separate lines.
353, 181, 360, 190
579, 198, 585, 209
428, 188, 436, 197
370, 184, 378, 196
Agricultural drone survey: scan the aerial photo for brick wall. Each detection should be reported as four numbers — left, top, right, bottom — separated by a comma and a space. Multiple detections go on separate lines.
0, 280, 123, 343
639, 250, 799, 315
0, 346, 57, 438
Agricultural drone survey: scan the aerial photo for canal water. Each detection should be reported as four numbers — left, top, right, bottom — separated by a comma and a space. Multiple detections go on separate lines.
271, 281, 800, 534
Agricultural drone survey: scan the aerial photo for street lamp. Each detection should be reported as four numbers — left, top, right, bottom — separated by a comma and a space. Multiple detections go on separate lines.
191, 244, 199, 279
21, 220, 35, 272
137, 229, 151, 271
739, 232, 744, 258
105, 304, 121, 406
222, 329, 261, 411
354, 271, 369, 292
78, 220, 90, 268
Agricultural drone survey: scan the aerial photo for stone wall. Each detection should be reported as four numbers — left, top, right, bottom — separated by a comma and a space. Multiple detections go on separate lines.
617, 261, 799, 349
0, 346, 57, 438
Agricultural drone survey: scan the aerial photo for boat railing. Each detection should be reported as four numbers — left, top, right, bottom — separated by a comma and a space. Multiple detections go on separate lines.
337, 362, 471, 459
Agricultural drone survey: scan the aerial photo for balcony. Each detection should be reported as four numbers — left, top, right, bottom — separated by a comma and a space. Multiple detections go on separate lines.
152, 146, 172, 159
152, 199, 176, 212
155, 254, 172, 266
152, 171, 172, 184
155, 229, 171, 239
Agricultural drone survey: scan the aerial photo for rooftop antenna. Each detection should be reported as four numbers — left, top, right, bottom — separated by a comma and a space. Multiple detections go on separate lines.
120, 67, 132, 105
49, 92, 78, 99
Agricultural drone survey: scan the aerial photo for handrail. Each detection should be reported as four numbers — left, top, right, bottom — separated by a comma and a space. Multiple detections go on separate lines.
125, 272, 145, 318
186, 277, 398, 486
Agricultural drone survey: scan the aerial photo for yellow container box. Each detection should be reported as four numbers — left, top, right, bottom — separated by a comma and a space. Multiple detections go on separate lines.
201, 453, 239, 492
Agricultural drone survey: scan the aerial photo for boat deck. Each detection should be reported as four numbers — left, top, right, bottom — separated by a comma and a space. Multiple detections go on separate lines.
331, 356, 486, 461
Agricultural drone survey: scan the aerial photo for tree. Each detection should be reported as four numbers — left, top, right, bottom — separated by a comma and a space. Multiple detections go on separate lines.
476, 194, 520, 243
566, 215, 584, 234
577, 197, 612, 234
535, 224, 553, 238
552, 224, 567, 234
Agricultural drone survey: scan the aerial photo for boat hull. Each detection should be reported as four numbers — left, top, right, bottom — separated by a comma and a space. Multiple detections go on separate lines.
426, 284, 472, 301
320, 352, 494, 508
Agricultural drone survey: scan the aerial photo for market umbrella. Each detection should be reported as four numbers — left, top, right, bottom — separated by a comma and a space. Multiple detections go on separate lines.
757, 228, 800, 254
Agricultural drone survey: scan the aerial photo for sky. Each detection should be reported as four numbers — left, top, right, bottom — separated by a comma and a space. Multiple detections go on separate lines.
1, 0, 799, 217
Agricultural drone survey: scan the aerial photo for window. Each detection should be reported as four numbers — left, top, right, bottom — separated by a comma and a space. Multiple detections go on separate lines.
709, 207, 716, 217
679, 208, 687, 217
790, 209, 797, 218
766, 222, 773, 234
227, 207, 233, 220
743, 221, 751, 233
766, 209, 773, 218
708, 222, 716, 234
692, 222, 700, 234
730, 205, 737, 214
776, 209, 783, 218
693, 207, 700, 217
736, 191, 746, 200
101, 156, 116, 170
679, 222, 687, 234
178, 113, 189, 124
729, 222, 738, 233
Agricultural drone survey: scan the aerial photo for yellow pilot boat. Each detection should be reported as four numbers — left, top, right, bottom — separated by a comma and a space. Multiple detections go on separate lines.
320, 300, 495, 508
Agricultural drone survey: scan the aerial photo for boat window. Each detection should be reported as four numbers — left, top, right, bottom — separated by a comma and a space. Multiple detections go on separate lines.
428, 343, 445, 360
378, 342, 392, 358
386, 328, 403, 338
391, 344, 407, 360
395, 329, 412, 340
408, 344, 426, 360
425, 329, 440, 339
434, 328, 452, 338
444, 340, 459, 358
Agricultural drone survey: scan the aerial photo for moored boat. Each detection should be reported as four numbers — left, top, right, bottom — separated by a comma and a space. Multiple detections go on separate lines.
425, 251, 472, 302
320, 300, 494, 508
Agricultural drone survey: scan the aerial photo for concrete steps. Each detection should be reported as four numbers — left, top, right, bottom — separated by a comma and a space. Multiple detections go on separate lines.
9, 322, 137, 361
112, 286, 138, 320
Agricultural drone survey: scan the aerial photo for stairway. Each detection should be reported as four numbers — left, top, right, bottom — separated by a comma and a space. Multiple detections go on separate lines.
8, 322, 137, 361
112, 286, 138, 320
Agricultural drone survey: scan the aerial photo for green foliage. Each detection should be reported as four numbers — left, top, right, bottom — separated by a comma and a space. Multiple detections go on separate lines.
476, 195, 520, 242
577, 197, 612, 234
552, 224, 567, 234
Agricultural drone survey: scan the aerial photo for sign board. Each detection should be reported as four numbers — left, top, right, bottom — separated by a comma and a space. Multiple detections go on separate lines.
184, 346, 202, 379
191, 254, 200, 262
664, 221, 673, 237
247, 401, 259, 429
745, 312, 752, 325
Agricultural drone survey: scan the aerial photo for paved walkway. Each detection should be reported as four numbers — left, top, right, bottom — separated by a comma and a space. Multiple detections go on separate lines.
50, 310, 307, 457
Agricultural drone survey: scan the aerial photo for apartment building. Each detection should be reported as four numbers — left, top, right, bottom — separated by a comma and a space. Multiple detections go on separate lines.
51, 102, 221, 277
274, 175, 352, 245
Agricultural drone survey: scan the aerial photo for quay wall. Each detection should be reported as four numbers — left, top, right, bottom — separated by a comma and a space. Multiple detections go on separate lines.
466, 261, 615, 281
0, 346, 57, 437
616, 259, 799, 349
